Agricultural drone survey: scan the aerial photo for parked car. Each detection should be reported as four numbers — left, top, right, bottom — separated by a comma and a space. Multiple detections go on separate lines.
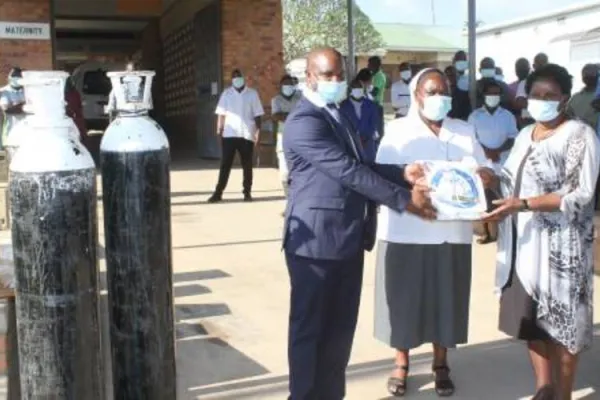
71, 61, 119, 132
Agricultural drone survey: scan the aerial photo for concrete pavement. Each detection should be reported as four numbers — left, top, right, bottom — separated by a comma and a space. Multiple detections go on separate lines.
170, 163, 600, 400
1, 161, 599, 399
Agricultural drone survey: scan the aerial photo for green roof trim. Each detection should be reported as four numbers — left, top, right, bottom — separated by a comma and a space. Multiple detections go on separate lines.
373, 23, 466, 52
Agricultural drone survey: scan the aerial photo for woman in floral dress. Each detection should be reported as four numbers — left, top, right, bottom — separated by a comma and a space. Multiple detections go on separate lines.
484, 64, 600, 400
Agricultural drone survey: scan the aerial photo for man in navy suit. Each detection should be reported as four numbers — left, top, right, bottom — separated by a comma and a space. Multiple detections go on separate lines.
282, 47, 435, 400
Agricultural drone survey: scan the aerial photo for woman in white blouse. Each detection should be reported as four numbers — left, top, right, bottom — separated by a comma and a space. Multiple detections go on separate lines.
374, 68, 495, 397
484, 64, 600, 400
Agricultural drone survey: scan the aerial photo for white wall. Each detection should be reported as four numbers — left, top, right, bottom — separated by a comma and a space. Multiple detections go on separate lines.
476, 7, 600, 90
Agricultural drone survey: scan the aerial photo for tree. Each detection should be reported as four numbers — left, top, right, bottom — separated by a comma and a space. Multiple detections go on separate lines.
282, 0, 385, 63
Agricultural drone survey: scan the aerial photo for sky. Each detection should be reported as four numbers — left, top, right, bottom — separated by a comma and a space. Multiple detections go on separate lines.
355, 0, 587, 26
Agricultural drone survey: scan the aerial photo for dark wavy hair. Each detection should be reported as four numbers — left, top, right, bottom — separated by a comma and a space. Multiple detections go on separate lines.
525, 63, 573, 97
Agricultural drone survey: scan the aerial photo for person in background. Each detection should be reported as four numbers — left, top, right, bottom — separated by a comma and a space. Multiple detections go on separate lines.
448, 50, 472, 121
514, 58, 536, 128
567, 64, 600, 129
64, 76, 87, 145
368, 56, 387, 106
357, 68, 384, 136
444, 65, 457, 87
208, 69, 264, 203
476, 57, 510, 108
569, 64, 600, 210
390, 62, 412, 118
357, 68, 374, 100
508, 58, 531, 100
485, 64, 599, 400
291, 76, 301, 93
532, 52, 549, 71
272, 74, 301, 202
0, 67, 26, 149
282, 47, 434, 400
375, 67, 496, 397
495, 67, 505, 82
468, 78, 518, 244
340, 78, 381, 163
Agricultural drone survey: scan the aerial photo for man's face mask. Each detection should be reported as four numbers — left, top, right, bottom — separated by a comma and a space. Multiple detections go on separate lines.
9, 76, 21, 89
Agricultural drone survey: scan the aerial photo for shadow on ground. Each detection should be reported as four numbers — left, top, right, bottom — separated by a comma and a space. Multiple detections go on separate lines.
187, 327, 600, 400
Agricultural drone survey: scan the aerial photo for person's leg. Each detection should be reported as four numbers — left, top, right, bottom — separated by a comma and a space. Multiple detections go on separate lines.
210, 138, 236, 201
551, 342, 579, 400
432, 344, 455, 396
388, 349, 410, 396
239, 139, 254, 198
528, 340, 554, 391
314, 253, 364, 400
286, 253, 331, 400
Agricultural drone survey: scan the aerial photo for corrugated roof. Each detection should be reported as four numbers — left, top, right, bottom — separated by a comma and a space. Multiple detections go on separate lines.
374, 23, 466, 52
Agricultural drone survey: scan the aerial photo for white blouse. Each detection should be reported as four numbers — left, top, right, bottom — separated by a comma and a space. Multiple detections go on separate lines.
376, 116, 491, 245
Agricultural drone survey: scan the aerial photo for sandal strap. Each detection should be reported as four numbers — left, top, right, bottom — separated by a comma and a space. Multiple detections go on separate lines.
394, 364, 409, 372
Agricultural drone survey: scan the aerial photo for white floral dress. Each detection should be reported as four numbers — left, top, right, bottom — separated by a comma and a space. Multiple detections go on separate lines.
495, 120, 600, 354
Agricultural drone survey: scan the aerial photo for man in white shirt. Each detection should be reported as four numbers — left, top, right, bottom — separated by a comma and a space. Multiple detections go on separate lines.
0, 67, 26, 149
272, 74, 301, 197
390, 62, 412, 118
468, 78, 518, 243
208, 69, 264, 203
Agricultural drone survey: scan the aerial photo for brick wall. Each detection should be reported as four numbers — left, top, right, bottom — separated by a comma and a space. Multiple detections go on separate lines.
0, 0, 53, 82
221, 0, 284, 115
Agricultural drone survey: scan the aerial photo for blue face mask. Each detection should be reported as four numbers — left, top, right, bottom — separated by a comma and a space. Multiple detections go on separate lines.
480, 68, 495, 78
421, 95, 452, 121
527, 99, 560, 122
232, 77, 245, 89
316, 80, 347, 104
454, 60, 468, 72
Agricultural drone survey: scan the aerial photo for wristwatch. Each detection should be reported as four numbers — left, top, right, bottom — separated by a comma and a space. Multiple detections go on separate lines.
520, 199, 530, 211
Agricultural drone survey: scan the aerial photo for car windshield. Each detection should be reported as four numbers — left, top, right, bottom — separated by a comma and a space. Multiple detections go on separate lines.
83, 69, 111, 96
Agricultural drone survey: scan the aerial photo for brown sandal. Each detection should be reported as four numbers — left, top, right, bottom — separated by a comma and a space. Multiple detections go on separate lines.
432, 365, 455, 397
387, 365, 409, 397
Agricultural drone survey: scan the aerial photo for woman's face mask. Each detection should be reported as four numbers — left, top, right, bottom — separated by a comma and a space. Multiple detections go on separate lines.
454, 60, 468, 72
420, 95, 452, 122
527, 99, 561, 122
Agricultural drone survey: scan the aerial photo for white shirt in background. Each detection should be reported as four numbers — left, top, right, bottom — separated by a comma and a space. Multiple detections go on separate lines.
390, 80, 411, 116
515, 80, 531, 119
216, 86, 264, 141
468, 106, 518, 169
376, 117, 491, 245
272, 91, 301, 152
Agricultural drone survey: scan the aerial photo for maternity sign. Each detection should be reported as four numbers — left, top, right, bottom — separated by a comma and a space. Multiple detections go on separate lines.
424, 159, 487, 221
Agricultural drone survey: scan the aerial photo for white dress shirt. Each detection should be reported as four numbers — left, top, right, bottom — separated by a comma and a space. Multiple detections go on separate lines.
216, 86, 264, 141
376, 117, 491, 245
390, 80, 411, 116
468, 106, 518, 169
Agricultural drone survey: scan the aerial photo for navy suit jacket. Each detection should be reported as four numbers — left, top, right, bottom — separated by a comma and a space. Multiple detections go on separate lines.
282, 96, 411, 261
339, 98, 381, 163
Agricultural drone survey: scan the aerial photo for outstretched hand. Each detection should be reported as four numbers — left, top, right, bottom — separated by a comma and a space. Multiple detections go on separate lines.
481, 197, 523, 222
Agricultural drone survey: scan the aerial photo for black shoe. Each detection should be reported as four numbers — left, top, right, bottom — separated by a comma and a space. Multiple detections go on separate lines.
244, 193, 253, 202
207, 194, 222, 203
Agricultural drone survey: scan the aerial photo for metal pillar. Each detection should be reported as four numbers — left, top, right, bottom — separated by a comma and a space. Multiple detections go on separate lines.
347, 0, 356, 78
467, 0, 477, 108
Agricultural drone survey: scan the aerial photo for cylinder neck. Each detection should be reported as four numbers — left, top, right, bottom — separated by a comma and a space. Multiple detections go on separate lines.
21, 71, 68, 122
108, 71, 155, 114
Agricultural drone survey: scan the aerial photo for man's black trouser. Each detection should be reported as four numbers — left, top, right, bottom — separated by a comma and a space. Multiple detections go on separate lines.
214, 137, 254, 195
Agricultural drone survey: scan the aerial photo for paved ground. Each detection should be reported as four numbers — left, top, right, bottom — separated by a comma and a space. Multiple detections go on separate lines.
166, 162, 600, 400
2, 161, 600, 399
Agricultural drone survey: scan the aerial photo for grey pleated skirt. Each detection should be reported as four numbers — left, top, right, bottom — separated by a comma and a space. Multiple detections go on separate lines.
374, 240, 472, 350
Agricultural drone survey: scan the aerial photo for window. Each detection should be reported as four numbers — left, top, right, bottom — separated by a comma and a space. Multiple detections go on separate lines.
82, 69, 112, 96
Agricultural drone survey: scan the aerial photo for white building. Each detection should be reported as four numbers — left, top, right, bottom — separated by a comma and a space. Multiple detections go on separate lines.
476, 0, 600, 90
